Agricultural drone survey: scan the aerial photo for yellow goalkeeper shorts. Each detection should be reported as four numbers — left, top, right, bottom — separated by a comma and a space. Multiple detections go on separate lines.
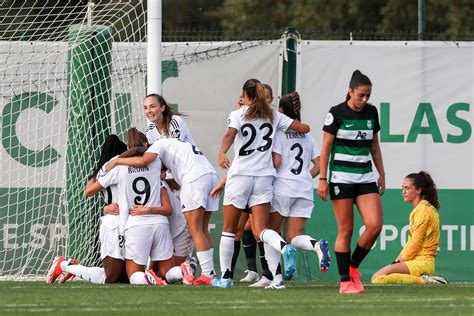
405, 257, 435, 276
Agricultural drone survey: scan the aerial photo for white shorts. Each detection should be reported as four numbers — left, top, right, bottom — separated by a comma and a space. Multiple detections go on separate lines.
99, 224, 125, 260
223, 175, 273, 209
272, 195, 314, 218
172, 228, 193, 257
180, 173, 219, 212
124, 223, 173, 265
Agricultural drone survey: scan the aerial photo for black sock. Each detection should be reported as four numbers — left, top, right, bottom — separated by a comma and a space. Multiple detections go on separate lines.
258, 242, 273, 280
230, 240, 241, 279
350, 244, 371, 268
335, 251, 351, 282
242, 230, 257, 272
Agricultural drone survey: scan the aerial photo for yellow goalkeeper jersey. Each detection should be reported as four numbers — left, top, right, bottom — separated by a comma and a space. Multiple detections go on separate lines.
400, 199, 440, 261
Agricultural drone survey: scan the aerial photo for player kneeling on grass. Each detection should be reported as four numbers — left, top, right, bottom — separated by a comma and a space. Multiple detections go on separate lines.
371, 171, 447, 285
268, 92, 331, 281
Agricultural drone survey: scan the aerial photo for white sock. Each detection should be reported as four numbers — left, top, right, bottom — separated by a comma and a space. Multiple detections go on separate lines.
60, 261, 106, 284
129, 271, 148, 285
217, 232, 235, 278
165, 266, 182, 283
291, 235, 317, 251
263, 243, 283, 279
196, 248, 215, 277
260, 229, 287, 254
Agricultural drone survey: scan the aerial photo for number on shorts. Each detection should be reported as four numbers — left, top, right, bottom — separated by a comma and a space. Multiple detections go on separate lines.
239, 123, 273, 156
132, 176, 150, 205
290, 143, 303, 175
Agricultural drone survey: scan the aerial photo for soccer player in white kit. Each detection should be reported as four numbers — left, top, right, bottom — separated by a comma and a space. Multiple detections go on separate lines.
105, 137, 219, 285
212, 79, 311, 289
269, 92, 331, 281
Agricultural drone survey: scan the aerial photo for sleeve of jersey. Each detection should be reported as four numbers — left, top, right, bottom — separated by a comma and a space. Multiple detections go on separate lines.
276, 111, 294, 131
372, 106, 381, 134
146, 142, 161, 155
322, 107, 340, 135
97, 166, 120, 189
400, 208, 430, 261
170, 116, 186, 141
227, 110, 240, 130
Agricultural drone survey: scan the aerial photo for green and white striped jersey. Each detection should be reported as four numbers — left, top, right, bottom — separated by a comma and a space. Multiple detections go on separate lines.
322, 101, 380, 184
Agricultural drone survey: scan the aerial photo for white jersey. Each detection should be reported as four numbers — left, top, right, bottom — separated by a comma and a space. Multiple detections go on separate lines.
96, 156, 121, 230
144, 115, 197, 146
162, 180, 187, 239
273, 130, 319, 200
147, 138, 216, 185
98, 157, 168, 232
227, 106, 293, 177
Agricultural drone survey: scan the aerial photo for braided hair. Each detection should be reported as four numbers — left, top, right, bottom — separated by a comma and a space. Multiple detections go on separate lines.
405, 171, 440, 210
279, 91, 301, 121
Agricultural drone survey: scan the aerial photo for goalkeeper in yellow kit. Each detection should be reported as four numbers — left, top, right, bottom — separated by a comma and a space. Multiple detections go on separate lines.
371, 171, 447, 285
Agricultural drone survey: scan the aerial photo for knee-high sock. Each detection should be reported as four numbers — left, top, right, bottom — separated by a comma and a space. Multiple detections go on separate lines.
129, 271, 148, 284
291, 235, 318, 251
165, 266, 183, 283
230, 240, 241, 278
335, 251, 351, 282
351, 244, 371, 268
258, 241, 272, 280
242, 230, 257, 272
60, 262, 106, 284
372, 274, 424, 284
218, 232, 235, 278
260, 229, 287, 254
263, 243, 283, 284
196, 248, 215, 277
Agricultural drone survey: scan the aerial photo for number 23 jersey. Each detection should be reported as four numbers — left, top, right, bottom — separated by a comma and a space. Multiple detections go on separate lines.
227, 106, 293, 177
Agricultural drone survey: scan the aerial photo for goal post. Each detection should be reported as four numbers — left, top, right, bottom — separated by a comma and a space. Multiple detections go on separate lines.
66, 24, 113, 264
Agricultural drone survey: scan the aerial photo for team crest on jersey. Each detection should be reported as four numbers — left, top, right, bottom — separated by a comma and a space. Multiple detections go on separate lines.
324, 112, 334, 126
367, 120, 373, 129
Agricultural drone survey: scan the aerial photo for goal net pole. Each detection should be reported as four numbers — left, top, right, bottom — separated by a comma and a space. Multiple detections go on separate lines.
147, 0, 162, 95
66, 24, 113, 264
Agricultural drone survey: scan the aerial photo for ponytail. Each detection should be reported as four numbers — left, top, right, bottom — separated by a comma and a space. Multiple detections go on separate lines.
242, 79, 273, 122
127, 127, 149, 149
405, 171, 440, 210
347, 70, 372, 100
279, 92, 301, 121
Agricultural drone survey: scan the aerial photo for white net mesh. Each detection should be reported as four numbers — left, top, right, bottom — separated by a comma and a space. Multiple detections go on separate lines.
0, 0, 273, 279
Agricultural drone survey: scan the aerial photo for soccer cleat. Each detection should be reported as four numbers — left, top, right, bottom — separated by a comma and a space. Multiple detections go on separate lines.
180, 261, 195, 285
58, 259, 79, 284
421, 274, 448, 284
211, 277, 233, 288
192, 274, 215, 285
240, 270, 259, 283
188, 257, 198, 276
46, 256, 66, 284
283, 245, 297, 279
315, 240, 331, 272
265, 280, 286, 289
339, 280, 364, 294
249, 275, 272, 288
349, 266, 365, 293
145, 269, 167, 286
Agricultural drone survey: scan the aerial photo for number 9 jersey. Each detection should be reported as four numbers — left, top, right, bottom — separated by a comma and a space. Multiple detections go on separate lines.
227, 106, 294, 177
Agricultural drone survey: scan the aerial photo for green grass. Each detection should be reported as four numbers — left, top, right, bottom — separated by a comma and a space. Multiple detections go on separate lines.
0, 281, 473, 315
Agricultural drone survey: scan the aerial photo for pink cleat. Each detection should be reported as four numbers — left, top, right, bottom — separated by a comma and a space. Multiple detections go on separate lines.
339, 280, 364, 294
192, 274, 215, 285
145, 269, 167, 286
46, 256, 66, 284
349, 266, 365, 293
180, 261, 194, 285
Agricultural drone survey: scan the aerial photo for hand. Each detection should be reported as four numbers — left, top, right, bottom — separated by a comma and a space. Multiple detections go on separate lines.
218, 152, 230, 169
317, 179, 329, 201
104, 160, 118, 173
129, 205, 148, 216
378, 175, 386, 196
210, 182, 225, 199
103, 203, 119, 215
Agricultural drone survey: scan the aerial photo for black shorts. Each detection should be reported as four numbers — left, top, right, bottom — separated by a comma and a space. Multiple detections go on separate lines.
329, 182, 379, 200
242, 205, 252, 214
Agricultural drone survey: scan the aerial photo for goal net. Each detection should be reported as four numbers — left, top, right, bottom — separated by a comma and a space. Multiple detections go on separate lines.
0, 0, 269, 280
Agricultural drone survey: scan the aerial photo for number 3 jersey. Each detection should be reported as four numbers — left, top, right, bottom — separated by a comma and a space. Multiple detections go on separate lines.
272, 130, 320, 200
98, 157, 168, 233
227, 106, 294, 177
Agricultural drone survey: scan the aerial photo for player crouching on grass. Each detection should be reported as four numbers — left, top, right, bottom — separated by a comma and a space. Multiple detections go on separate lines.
371, 171, 447, 285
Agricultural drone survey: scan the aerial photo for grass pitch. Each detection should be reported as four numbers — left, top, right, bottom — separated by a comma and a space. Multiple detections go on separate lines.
0, 281, 473, 315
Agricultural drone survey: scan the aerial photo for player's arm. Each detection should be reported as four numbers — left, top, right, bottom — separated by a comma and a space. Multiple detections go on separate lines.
84, 176, 104, 197
218, 127, 238, 169
287, 120, 310, 133
371, 133, 386, 196
103, 203, 119, 215
129, 187, 172, 216
400, 212, 429, 261
310, 156, 320, 178
317, 131, 335, 201
105, 152, 157, 172
210, 176, 227, 199
120, 146, 147, 158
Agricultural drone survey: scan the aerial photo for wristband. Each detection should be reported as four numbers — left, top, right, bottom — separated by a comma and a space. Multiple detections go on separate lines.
319, 177, 327, 181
